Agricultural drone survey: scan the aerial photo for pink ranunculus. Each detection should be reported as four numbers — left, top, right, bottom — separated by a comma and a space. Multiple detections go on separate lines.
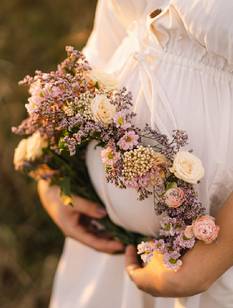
164, 187, 185, 208
192, 215, 220, 244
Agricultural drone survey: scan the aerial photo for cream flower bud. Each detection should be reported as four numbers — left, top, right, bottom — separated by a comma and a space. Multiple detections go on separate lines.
88, 69, 119, 91
91, 94, 116, 125
170, 151, 204, 184
26, 131, 48, 161
25, 80, 44, 114
61, 194, 73, 206
13, 139, 28, 170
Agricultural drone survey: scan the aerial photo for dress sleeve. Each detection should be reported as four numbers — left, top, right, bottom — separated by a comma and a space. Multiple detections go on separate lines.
82, 0, 127, 68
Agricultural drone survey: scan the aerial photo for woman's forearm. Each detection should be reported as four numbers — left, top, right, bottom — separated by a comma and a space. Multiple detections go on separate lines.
175, 192, 233, 294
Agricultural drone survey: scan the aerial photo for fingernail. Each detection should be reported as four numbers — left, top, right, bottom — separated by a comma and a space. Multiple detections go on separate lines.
97, 208, 107, 216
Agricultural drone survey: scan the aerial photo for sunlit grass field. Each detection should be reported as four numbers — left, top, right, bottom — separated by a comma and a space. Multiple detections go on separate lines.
0, 1, 96, 306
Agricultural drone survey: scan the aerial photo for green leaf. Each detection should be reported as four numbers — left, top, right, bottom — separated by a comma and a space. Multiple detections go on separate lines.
166, 181, 177, 190
59, 177, 72, 197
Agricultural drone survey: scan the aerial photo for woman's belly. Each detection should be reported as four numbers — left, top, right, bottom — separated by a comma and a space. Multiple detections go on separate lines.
86, 141, 161, 236
85, 13, 233, 236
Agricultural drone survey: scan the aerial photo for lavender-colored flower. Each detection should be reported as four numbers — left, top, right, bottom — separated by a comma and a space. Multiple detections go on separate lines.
153, 239, 166, 254
159, 216, 184, 237
141, 252, 154, 264
163, 251, 182, 271
137, 241, 156, 264
174, 232, 196, 249
137, 241, 156, 254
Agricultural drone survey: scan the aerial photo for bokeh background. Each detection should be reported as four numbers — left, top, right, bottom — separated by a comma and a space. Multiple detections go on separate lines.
0, 1, 96, 306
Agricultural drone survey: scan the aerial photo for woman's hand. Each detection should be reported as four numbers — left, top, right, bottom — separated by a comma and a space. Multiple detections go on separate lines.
125, 193, 233, 297
38, 180, 124, 254
125, 245, 205, 297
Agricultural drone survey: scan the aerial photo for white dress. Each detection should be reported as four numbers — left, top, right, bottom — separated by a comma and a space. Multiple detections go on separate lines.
50, 1, 233, 307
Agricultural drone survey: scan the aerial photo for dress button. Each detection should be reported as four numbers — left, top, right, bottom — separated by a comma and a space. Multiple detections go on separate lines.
150, 8, 162, 19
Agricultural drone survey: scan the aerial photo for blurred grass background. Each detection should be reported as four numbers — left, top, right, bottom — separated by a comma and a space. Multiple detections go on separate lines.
0, 1, 96, 306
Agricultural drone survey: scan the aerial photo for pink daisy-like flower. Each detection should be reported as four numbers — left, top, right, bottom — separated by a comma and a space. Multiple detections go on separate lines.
101, 146, 120, 166
117, 131, 139, 150
113, 111, 131, 129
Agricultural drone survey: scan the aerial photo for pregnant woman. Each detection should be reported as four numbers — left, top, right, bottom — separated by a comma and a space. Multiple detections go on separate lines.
38, 0, 233, 307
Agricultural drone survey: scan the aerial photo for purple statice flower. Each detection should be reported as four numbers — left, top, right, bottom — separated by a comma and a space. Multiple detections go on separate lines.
111, 87, 133, 110
172, 129, 189, 150
137, 187, 153, 200
138, 173, 152, 188
63, 136, 77, 156
124, 178, 139, 189
73, 131, 86, 144
141, 125, 189, 160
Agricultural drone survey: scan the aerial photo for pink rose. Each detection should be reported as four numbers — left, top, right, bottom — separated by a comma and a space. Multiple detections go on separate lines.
164, 188, 185, 208
192, 215, 220, 244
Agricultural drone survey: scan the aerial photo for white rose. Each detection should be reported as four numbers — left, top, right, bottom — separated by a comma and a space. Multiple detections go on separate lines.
89, 69, 119, 91
170, 151, 204, 184
14, 139, 28, 170
91, 94, 116, 125
26, 131, 48, 161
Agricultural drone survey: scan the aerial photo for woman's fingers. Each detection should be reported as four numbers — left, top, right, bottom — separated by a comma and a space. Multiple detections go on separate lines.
125, 245, 146, 288
125, 246, 161, 296
68, 223, 125, 254
71, 195, 107, 219
125, 245, 140, 269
